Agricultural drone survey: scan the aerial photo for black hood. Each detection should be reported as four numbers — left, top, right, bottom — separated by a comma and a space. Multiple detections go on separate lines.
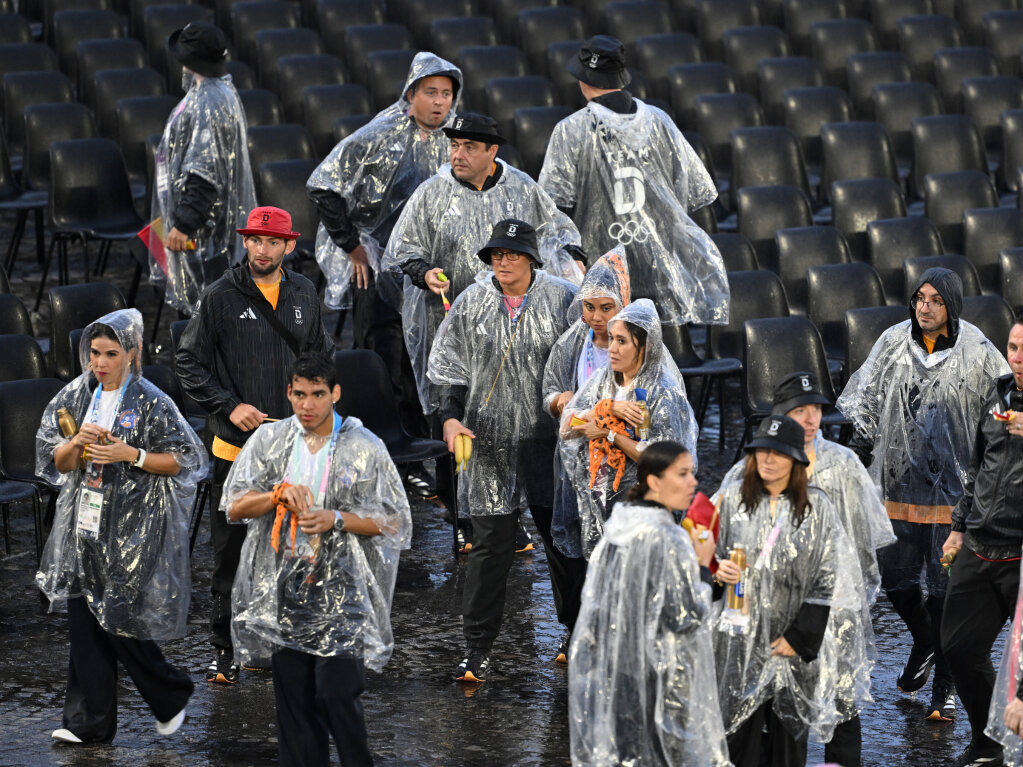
909, 266, 962, 337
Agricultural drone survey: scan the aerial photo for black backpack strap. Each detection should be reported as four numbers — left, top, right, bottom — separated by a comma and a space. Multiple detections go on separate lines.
249, 298, 301, 357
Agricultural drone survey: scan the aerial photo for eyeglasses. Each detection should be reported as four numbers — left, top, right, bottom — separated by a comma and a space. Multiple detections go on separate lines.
490, 249, 524, 263
912, 295, 945, 309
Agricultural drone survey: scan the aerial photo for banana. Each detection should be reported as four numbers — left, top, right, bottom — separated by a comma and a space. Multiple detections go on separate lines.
681, 517, 694, 532
463, 435, 472, 464
454, 433, 464, 471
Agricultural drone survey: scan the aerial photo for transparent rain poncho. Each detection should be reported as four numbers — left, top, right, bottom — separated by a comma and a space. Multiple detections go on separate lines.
538, 99, 729, 325
150, 74, 257, 315
224, 415, 412, 671
307, 52, 464, 310
711, 484, 854, 741
384, 159, 583, 414
569, 501, 730, 767
35, 309, 207, 640
986, 558, 1023, 764
558, 299, 698, 558
543, 247, 631, 558
427, 270, 577, 515
837, 319, 1009, 517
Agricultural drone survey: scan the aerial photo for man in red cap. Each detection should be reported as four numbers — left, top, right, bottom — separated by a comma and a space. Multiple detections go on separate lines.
176, 205, 333, 685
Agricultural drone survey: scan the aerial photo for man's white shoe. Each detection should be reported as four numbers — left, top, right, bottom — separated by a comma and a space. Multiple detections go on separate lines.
156, 707, 186, 736
51, 728, 83, 744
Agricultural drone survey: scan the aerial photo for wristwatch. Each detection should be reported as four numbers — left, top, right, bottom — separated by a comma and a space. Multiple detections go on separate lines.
334, 510, 346, 531
607, 430, 616, 444
132, 448, 147, 468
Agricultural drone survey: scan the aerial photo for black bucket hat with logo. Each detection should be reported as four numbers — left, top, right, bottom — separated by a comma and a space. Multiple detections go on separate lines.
771, 371, 832, 415
169, 21, 229, 78
477, 218, 541, 266
567, 35, 632, 90
743, 414, 810, 465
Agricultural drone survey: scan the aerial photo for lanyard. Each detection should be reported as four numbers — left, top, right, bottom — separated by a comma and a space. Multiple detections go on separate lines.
284, 412, 343, 507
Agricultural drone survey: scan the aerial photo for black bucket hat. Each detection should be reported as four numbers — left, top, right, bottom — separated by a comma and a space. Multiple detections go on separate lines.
567, 35, 632, 90
744, 414, 810, 465
442, 111, 507, 145
477, 219, 541, 266
772, 371, 832, 415
169, 22, 229, 78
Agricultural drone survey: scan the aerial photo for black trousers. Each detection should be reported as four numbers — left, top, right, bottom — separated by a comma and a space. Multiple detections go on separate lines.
209, 455, 247, 650
63, 596, 193, 743
272, 647, 372, 767
824, 715, 861, 767
726, 701, 808, 767
462, 507, 588, 649
941, 545, 1020, 751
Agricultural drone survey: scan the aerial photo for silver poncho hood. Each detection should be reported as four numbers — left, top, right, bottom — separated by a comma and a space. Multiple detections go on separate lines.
224, 415, 412, 671
559, 299, 699, 558
569, 502, 731, 767
428, 270, 577, 515
538, 99, 729, 325
35, 309, 208, 640
308, 51, 464, 309
385, 159, 583, 414
150, 74, 257, 315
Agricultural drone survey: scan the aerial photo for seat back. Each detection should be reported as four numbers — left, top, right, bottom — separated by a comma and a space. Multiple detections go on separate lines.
696, 0, 761, 61
48, 138, 140, 233
722, 25, 793, 95
830, 177, 907, 260
869, 0, 932, 48
116, 94, 178, 185
604, 1, 675, 60
546, 39, 588, 109
782, 85, 853, 171
430, 16, 497, 63
896, 14, 965, 82
756, 56, 823, 123
2, 70, 75, 156
634, 33, 702, 101
1000, 108, 1023, 192
903, 254, 982, 303
963, 207, 1023, 294
0, 378, 66, 481
845, 51, 912, 119
984, 9, 1023, 76
709, 269, 790, 362
694, 92, 764, 178
364, 49, 418, 113
518, 8, 587, 72
731, 125, 811, 200
458, 46, 528, 112
302, 83, 370, 157
313, 0, 384, 45
255, 158, 320, 255
343, 24, 413, 84
514, 105, 573, 180
238, 87, 282, 127
0, 12, 33, 44
254, 27, 324, 93
819, 121, 899, 202
141, 363, 186, 413
774, 225, 852, 313
962, 75, 1023, 153
710, 232, 759, 272
0, 292, 32, 335
845, 305, 909, 374
809, 18, 877, 88
669, 62, 741, 131
0, 43, 59, 86
872, 81, 943, 168
23, 102, 96, 192
52, 8, 122, 81
247, 124, 315, 171
92, 67, 165, 137
742, 316, 834, 416
934, 46, 999, 113
867, 216, 944, 304
736, 184, 814, 269
959, 0, 1015, 45
275, 54, 347, 123
784, 0, 846, 55
806, 262, 885, 359
1000, 247, 1023, 312
911, 115, 988, 199
922, 170, 999, 254
49, 282, 126, 381
485, 75, 555, 143
230, 0, 299, 66
333, 349, 406, 446
76, 38, 148, 107
404, 0, 474, 46
961, 294, 1015, 352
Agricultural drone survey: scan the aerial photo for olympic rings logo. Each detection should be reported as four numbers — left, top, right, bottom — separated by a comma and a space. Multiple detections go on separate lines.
608, 220, 650, 245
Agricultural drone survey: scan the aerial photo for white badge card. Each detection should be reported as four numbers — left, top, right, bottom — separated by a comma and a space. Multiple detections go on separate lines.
76, 489, 103, 538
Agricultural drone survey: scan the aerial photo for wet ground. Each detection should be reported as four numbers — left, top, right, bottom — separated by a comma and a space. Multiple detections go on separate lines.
0, 235, 1002, 766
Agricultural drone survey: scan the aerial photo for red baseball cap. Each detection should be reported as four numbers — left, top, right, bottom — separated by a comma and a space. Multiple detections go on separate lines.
236, 206, 300, 239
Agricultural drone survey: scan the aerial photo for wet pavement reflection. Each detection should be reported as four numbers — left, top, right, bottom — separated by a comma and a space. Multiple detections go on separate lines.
0, 415, 1002, 766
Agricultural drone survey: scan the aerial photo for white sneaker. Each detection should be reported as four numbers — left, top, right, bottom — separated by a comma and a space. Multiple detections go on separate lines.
51, 728, 83, 744
155, 707, 186, 736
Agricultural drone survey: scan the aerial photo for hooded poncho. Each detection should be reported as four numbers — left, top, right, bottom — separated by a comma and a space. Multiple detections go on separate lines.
837, 267, 1010, 523
569, 501, 731, 767
538, 98, 729, 325
35, 309, 207, 640
559, 299, 698, 558
150, 74, 257, 315
427, 270, 577, 515
307, 52, 464, 310
224, 414, 412, 671
384, 158, 583, 414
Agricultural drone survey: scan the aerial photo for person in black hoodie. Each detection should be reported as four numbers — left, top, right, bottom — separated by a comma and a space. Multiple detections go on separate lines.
941, 317, 1023, 767
837, 267, 1010, 723
175, 206, 333, 684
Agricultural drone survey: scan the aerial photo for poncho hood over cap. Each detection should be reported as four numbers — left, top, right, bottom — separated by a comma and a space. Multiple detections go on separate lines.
308, 51, 464, 309
35, 309, 207, 640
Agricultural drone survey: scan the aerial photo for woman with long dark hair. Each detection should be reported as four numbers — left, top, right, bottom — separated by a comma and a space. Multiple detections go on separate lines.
569, 441, 730, 766
712, 414, 854, 766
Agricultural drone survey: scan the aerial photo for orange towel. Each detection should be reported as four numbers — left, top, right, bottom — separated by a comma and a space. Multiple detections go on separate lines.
588, 399, 630, 492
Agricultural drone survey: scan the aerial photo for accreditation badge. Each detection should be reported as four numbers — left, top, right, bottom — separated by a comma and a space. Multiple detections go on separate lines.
76, 488, 103, 538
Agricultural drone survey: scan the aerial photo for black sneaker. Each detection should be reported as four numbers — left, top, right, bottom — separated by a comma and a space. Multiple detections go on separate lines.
454, 650, 491, 682
555, 633, 570, 665
897, 642, 935, 693
515, 519, 534, 553
404, 471, 436, 499
952, 744, 1004, 767
927, 679, 956, 721
206, 648, 239, 684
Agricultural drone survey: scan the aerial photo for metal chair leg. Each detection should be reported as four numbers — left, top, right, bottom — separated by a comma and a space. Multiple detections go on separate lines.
33, 234, 59, 311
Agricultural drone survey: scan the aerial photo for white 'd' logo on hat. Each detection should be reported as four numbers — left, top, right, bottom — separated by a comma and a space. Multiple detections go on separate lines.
507, 223, 517, 236
767, 419, 780, 436
800, 375, 811, 391
455, 118, 463, 129
590, 54, 600, 68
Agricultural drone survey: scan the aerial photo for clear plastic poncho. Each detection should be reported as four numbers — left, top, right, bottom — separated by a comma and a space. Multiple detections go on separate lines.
711, 485, 854, 741
569, 501, 731, 767
150, 74, 257, 315
986, 555, 1023, 764
224, 415, 412, 671
427, 270, 577, 516
836, 319, 1010, 516
307, 52, 464, 310
543, 247, 631, 559
559, 299, 698, 558
34, 309, 207, 641
384, 159, 584, 414
538, 99, 729, 325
